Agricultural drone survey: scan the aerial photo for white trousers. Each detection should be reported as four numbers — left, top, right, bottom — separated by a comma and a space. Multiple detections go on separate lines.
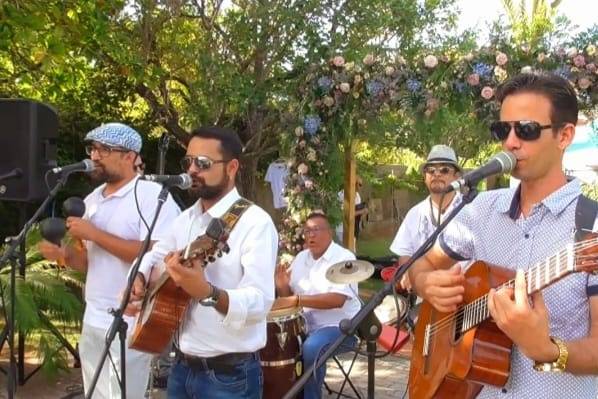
79, 323, 152, 399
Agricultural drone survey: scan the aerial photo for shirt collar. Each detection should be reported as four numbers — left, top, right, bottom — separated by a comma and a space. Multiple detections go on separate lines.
498, 178, 581, 219
309, 241, 337, 263
98, 175, 139, 199
188, 187, 241, 219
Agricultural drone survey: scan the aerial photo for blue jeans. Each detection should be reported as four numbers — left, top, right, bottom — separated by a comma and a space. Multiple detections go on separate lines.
302, 326, 358, 399
166, 356, 262, 399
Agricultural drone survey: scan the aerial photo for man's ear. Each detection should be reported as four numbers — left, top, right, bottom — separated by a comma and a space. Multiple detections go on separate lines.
558, 123, 575, 151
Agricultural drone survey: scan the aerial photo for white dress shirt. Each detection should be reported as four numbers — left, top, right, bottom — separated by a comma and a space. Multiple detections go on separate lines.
137, 188, 278, 357
289, 242, 360, 333
83, 176, 181, 330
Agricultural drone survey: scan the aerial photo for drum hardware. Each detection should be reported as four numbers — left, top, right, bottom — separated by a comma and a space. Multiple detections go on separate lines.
325, 260, 375, 284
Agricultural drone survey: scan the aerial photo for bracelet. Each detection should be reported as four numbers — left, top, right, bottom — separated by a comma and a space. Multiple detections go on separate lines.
297, 295, 302, 308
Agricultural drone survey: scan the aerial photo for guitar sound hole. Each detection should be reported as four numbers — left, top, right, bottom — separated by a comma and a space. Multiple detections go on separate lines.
453, 307, 464, 342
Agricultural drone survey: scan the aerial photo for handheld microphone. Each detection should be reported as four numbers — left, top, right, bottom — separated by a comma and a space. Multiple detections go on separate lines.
52, 159, 95, 175
141, 173, 192, 189
446, 151, 517, 193
40, 217, 66, 246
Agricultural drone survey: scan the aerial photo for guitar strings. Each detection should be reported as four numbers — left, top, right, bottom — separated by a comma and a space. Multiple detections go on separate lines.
426, 239, 597, 336
424, 238, 598, 337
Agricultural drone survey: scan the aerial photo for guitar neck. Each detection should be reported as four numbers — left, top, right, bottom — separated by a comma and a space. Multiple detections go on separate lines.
460, 242, 581, 333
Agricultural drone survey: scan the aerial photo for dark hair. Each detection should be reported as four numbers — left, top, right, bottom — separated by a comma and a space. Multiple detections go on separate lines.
306, 211, 330, 226
495, 72, 578, 128
190, 126, 244, 160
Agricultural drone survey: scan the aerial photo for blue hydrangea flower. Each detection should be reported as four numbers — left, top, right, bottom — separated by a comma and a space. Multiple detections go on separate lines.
553, 66, 571, 79
454, 81, 467, 93
304, 115, 321, 136
366, 80, 385, 96
406, 79, 421, 93
472, 62, 493, 79
317, 76, 333, 91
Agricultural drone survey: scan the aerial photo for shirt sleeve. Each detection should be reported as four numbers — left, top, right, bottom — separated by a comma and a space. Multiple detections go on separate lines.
138, 191, 181, 241
222, 214, 278, 330
265, 164, 274, 183
438, 205, 476, 262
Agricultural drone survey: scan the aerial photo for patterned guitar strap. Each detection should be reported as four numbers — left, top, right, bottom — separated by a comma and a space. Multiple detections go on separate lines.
220, 197, 254, 237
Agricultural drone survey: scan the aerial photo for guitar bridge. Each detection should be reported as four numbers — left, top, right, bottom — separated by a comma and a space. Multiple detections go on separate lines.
423, 323, 431, 357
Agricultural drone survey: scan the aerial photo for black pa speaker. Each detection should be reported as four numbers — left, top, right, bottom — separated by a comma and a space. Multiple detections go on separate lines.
0, 99, 58, 202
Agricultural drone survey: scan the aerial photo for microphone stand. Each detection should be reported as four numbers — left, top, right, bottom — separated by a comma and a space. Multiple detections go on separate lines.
85, 185, 170, 399
0, 173, 71, 398
283, 186, 479, 399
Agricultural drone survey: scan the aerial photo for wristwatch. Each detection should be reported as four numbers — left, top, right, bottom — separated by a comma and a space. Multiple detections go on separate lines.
199, 283, 220, 307
533, 336, 568, 372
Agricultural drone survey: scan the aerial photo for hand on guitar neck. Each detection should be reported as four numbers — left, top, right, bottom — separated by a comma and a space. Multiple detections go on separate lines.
488, 269, 557, 363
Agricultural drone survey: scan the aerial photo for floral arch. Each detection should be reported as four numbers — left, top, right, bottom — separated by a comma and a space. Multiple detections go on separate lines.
278, 43, 598, 258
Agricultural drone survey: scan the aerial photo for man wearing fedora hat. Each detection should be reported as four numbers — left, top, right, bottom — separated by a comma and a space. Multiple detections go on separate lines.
383, 144, 463, 291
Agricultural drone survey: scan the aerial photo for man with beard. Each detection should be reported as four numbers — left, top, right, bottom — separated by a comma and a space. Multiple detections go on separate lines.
38, 123, 181, 398
384, 145, 463, 290
126, 126, 278, 399
273, 212, 360, 399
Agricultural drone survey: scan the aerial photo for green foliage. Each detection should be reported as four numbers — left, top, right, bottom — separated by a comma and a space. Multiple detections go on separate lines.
0, 225, 84, 378
581, 182, 598, 201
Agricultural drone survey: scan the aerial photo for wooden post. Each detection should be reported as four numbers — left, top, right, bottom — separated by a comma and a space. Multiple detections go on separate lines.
342, 139, 356, 251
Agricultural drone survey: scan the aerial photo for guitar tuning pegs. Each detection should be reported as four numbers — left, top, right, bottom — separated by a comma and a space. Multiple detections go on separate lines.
222, 243, 230, 254
217, 250, 223, 257
208, 255, 216, 263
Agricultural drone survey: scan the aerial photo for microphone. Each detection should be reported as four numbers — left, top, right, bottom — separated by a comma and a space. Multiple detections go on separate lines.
141, 173, 192, 189
40, 217, 66, 246
52, 159, 95, 175
446, 151, 517, 193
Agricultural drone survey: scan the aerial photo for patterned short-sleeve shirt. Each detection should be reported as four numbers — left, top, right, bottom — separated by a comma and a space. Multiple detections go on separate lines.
439, 178, 598, 399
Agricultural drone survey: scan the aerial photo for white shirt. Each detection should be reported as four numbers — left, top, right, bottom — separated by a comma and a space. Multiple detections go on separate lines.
137, 188, 278, 357
83, 176, 181, 330
390, 193, 462, 257
289, 242, 360, 333
265, 162, 289, 209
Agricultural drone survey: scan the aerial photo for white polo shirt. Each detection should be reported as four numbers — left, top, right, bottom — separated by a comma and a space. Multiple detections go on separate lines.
83, 176, 180, 330
137, 188, 278, 357
289, 242, 360, 333
390, 193, 462, 257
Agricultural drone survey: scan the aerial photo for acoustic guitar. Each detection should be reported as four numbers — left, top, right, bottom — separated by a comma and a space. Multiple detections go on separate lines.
129, 218, 229, 354
409, 233, 598, 399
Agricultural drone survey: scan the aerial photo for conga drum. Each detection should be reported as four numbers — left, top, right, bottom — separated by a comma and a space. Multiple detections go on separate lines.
260, 306, 306, 399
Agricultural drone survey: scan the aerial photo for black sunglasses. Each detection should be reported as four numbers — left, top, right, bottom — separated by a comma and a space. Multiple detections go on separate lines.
424, 165, 454, 175
180, 155, 230, 171
490, 120, 559, 141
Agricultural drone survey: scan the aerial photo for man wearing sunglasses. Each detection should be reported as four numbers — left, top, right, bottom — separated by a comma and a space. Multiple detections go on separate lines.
384, 144, 463, 291
38, 123, 181, 398
127, 126, 278, 399
408, 73, 598, 398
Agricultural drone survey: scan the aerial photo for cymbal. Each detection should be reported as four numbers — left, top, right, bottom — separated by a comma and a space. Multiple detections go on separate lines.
326, 260, 375, 284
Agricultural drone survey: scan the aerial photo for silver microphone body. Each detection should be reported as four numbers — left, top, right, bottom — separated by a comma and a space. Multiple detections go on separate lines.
446, 151, 517, 193
52, 159, 95, 174
141, 173, 192, 189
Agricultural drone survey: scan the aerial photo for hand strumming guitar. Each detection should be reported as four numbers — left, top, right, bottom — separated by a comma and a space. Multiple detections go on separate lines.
416, 264, 465, 313
164, 250, 212, 300
124, 273, 147, 317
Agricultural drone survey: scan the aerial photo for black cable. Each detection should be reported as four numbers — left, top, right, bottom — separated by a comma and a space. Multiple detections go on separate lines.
134, 178, 150, 233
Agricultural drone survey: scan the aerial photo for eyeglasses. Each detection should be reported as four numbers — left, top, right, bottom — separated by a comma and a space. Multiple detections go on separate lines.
85, 144, 129, 158
303, 226, 327, 236
180, 155, 230, 171
423, 165, 454, 175
490, 120, 559, 141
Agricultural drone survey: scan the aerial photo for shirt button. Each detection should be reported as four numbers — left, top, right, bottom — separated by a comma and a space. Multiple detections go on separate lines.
524, 233, 530, 239
502, 388, 508, 394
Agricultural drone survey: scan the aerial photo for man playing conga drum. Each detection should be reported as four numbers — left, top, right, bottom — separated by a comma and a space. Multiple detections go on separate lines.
274, 212, 360, 399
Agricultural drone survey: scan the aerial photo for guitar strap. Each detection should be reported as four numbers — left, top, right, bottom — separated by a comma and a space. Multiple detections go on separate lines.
575, 194, 598, 242
220, 197, 253, 234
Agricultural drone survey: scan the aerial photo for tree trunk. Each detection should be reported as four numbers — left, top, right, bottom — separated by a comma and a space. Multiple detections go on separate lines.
238, 155, 258, 200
